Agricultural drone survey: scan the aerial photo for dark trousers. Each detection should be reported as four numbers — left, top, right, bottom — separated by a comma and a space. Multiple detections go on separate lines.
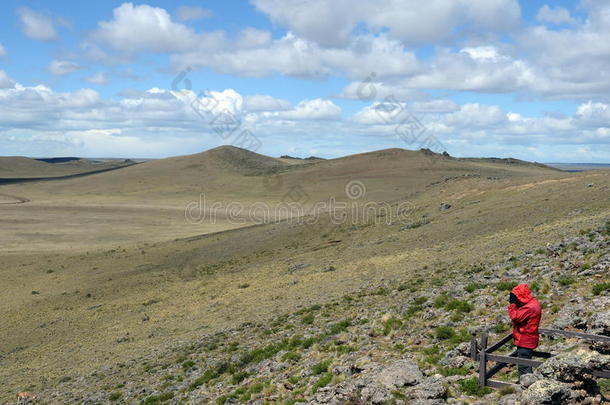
516, 346, 533, 375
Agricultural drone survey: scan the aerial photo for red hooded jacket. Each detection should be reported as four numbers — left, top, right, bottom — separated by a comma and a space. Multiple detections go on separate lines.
508, 284, 542, 349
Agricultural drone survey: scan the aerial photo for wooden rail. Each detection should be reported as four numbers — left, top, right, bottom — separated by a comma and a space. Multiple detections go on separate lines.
471, 328, 610, 388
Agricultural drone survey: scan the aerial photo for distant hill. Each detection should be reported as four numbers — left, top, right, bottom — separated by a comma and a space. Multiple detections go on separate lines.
0, 156, 131, 179
1, 145, 563, 206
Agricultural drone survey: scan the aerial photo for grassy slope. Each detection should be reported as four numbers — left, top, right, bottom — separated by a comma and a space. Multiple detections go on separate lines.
0, 156, 129, 179
0, 147, 609, 401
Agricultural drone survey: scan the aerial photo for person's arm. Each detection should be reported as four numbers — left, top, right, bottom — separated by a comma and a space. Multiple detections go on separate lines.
508, 303, 532, 323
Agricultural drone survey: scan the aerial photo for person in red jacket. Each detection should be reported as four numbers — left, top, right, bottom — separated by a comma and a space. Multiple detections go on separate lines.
508, 283, 542, 376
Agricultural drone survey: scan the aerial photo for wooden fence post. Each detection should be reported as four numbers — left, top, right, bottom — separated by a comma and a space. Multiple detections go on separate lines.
479, 333, 488, 387
470, 337, 478, 361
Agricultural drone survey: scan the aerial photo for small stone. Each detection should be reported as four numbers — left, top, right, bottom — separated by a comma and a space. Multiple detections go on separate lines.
520, 373, 538, 388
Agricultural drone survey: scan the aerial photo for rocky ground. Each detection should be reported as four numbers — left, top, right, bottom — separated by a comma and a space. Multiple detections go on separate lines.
18, 221, 610, 404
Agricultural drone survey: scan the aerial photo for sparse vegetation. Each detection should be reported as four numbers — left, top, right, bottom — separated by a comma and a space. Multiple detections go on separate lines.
458, 377, 492, 397
496, 281, 518, 291
592, 282, 610, 296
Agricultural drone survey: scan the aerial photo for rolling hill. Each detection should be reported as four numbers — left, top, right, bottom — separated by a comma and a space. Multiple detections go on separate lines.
0, 156, 134, 179
0, 146, 608, 403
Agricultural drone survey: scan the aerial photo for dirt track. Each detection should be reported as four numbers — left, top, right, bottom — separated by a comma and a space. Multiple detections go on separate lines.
0, 193, 30, 204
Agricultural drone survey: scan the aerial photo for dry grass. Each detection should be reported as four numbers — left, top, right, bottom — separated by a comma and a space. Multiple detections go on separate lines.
0, 146, 608, 400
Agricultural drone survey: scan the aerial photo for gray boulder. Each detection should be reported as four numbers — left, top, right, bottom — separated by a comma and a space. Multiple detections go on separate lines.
520, 373, 539, 388
588, 310, 610, 336
375, 358, 423, 389
440, 342, 471, 368
407, 375, 447, 401
521, 379, 574, 404
534, 349, 609, 384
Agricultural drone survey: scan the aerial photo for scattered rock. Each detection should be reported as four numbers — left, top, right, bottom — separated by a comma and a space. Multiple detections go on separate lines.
521, 379, 575, 404
288, 263, 311, 273
375, 358, 423, 389
439, 203, 452, 211
520, 373, 538, 388
534, 349, 609, 384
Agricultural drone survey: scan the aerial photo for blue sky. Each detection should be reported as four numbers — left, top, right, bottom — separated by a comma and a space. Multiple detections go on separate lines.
0, 0, 609, 162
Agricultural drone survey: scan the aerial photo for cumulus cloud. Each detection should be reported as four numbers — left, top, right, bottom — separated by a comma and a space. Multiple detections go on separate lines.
271, 99, 342, 120
174, 6, 212, 21
0, 75, 609, 160
251, 0, 521, 47
0, 70, 16, 89
92, 3, 199, 53
85, 72, 111, 85
48, 60, 81, 76
173, 33, 418, 80
243, 95, 292, 112
536, 5, 577, 26
17, 7, 58, 41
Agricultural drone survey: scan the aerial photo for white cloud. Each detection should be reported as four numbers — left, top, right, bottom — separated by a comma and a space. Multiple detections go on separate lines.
251, 0, 521, 47
1, 78, 610, 161
243, 95, 292, 112
352, 101, 409, 125
0, 70, 16, 89
174, 33, 418, 80
536, 5, 577, 26
0, 44, 6, 57
17, 7, 58, 41
86, 72, 111, 85
236, 28, 273, 49
174, 6, 212, 21
92, 3, 199, 53
48, 60, 81, 76
442, 103, 507, 129
272, 99, 342, 120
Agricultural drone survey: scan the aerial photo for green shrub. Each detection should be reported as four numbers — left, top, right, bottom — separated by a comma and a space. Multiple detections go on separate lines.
405, 304, 423, 317
494, 323, 509, 333
558, 277, 575, 286
450, 328, 471, 344
189, 368, 221, 390
413, 297, 428, 305
382, 317, 403, 335
496, 281, 518, 291
139, 392, 174, 405
434, 295, 449, 308
312, 360, 332, 375
458, 377, 492, 397
328, 319, 351, 334
182, 360, 195, 371
230, 371, 250, 384
282, 351, 301, 362
593, 283, 610, 296
441, 366, 470, 376
464, 283, 485, 293
109, 392, 122, 401
421, 346, 442, 365
445, 299, 473, 313
435, 326, 456, 340
302, 314, 315, 325
312, 372, 332, 393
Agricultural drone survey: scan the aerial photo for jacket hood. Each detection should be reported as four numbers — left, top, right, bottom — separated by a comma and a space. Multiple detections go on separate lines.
512, 283, 534, 304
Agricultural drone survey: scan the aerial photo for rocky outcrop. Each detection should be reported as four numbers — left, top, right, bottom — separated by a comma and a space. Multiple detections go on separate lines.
521, 379, 575, 404
309, 358, 443, 404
